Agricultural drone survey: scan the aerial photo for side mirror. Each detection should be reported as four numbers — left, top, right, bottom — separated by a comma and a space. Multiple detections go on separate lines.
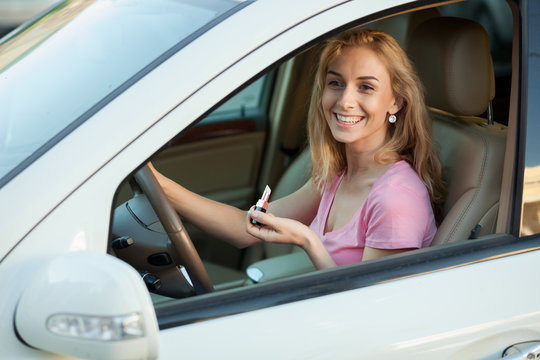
15, 251, 159, 360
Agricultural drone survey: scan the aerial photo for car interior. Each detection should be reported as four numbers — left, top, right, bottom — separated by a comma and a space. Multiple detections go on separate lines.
110, 0, 516, 300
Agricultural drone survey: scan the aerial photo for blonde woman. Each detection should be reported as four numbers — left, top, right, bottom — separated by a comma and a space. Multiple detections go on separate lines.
150, 29, 444, 270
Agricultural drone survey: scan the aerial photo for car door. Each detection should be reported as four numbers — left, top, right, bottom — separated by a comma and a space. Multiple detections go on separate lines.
8, 0, 531, 359
141, 0, 540, 358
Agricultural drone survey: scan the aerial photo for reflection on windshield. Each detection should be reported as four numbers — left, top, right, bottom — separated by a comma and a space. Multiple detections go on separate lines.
0, 1, 91, 74
0, 0, 242, 187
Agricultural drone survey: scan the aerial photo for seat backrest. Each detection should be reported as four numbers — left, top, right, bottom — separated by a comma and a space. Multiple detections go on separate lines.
407, 17, 507, 244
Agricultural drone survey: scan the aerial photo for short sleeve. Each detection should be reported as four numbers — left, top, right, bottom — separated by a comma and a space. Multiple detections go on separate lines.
364, 182, 432, 250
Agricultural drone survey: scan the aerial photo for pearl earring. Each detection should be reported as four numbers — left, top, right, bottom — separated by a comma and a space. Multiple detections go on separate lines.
388, 114, 397, 124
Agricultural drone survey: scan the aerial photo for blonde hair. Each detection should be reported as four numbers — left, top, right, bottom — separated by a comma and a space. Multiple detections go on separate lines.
307, 28, 445, 222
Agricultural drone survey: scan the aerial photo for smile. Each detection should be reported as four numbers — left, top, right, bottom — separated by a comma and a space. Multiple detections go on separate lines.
335, 113, 364, 125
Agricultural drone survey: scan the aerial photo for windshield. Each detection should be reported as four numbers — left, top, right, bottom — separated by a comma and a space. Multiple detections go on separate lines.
0, 0, 247, 187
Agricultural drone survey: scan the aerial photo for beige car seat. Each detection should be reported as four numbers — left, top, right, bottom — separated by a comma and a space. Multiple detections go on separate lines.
407, 16, 507, 244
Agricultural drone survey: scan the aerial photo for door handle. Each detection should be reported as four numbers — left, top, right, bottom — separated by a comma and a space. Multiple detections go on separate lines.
502, 341, 540, 359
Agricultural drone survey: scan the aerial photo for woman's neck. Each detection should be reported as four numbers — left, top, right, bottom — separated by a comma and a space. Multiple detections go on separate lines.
344, 138, 396, 178
345, 149, 379, 176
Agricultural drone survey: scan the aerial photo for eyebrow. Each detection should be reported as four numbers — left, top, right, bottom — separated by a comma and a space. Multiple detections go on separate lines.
327, 70, 379, 82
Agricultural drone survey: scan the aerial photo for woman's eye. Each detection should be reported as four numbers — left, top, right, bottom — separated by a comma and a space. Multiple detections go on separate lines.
361, 84, 374, 91
327, 80, 342, 88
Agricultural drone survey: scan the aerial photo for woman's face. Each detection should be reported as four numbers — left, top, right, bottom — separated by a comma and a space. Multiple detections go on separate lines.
322, 46, 399, 152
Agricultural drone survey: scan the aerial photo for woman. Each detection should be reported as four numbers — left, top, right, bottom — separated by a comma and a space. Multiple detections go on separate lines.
150, 28, 444, 270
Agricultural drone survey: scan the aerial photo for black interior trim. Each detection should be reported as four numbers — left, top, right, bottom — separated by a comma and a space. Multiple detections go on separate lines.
157, 234, 539, 329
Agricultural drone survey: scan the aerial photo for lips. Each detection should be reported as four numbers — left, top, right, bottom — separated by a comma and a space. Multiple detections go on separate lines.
335, 113, 364, 125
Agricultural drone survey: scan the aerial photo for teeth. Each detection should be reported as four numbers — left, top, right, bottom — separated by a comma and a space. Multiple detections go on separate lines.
336, 114, 363, 124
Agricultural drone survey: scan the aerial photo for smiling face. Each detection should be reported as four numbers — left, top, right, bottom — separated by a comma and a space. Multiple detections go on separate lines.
322, 46, 400, 153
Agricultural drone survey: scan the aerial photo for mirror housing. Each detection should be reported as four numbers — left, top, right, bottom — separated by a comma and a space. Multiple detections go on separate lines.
15, 251, 159, 360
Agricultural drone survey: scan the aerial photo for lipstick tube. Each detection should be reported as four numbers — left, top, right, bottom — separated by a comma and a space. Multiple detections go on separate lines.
250, 185, 271, 226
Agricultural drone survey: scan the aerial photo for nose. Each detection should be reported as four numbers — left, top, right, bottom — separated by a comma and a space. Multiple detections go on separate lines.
338, 85, 356, 109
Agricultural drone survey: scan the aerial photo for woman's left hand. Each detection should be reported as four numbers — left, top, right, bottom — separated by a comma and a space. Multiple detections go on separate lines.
246, 207, 313, 249
246, 206, 337, 270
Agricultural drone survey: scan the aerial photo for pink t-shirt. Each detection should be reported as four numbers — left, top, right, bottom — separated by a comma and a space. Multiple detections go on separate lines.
309, 161, 436, 266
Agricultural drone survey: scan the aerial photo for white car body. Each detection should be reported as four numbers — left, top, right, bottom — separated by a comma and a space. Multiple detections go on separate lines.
1, 0, 539, 359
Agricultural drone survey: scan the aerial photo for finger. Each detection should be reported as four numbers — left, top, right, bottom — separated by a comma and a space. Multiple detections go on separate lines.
246, 206, 264, 234
246, 218, 269, 240
248, 209, 274, 227
247, 205, 256, 217
246, 210, 272, 233
246, 214, 285, 243
246, 222, 278, 242
247, 206, 260, 225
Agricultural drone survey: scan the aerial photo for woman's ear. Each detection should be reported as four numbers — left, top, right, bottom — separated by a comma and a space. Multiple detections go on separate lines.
389, 96, 404, 114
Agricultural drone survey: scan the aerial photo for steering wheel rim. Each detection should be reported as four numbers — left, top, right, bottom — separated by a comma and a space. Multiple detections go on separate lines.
133, 163, 214, 294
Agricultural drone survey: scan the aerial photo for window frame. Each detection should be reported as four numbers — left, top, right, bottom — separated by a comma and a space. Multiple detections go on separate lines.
518, 0, 540, 236
147, 0, 531, 330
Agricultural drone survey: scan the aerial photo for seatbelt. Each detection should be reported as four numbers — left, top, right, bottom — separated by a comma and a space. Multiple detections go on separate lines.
469, 224, 482, 239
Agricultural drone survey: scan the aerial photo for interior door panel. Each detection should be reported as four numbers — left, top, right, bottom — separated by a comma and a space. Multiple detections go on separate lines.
151, 129, 266, 269
154, 131, 265, 209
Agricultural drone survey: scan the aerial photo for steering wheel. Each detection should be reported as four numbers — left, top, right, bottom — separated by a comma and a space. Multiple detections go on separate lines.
133, 163, 214, 294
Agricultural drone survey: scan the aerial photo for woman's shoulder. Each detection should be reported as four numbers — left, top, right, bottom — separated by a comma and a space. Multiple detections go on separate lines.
366, 161, 432, 220
373, 160, 429, 199
379, 161, 423, 185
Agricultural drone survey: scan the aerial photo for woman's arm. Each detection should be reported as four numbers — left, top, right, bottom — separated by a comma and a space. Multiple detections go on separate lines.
148, 162, 321, 249
361, 247, 415, 261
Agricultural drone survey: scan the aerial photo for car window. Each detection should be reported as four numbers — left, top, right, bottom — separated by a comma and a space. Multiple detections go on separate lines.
520, 0, 540, 236
110, 0, 520, 329
199, 74, 271, 128
209, 76, 268, 116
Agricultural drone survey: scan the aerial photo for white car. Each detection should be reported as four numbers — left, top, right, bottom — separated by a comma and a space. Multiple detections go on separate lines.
1, 0, 539, 359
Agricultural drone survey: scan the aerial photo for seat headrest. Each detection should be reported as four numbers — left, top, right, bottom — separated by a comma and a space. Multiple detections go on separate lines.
407, 17, 495, 116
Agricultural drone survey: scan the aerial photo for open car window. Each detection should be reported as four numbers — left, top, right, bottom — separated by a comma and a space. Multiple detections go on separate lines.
108, 0, 521, 328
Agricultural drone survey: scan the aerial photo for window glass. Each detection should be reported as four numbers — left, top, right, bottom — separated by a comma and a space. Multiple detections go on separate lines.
212, 76, 267, 115
0, 0, 244, 187
520, 0, 540, 236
